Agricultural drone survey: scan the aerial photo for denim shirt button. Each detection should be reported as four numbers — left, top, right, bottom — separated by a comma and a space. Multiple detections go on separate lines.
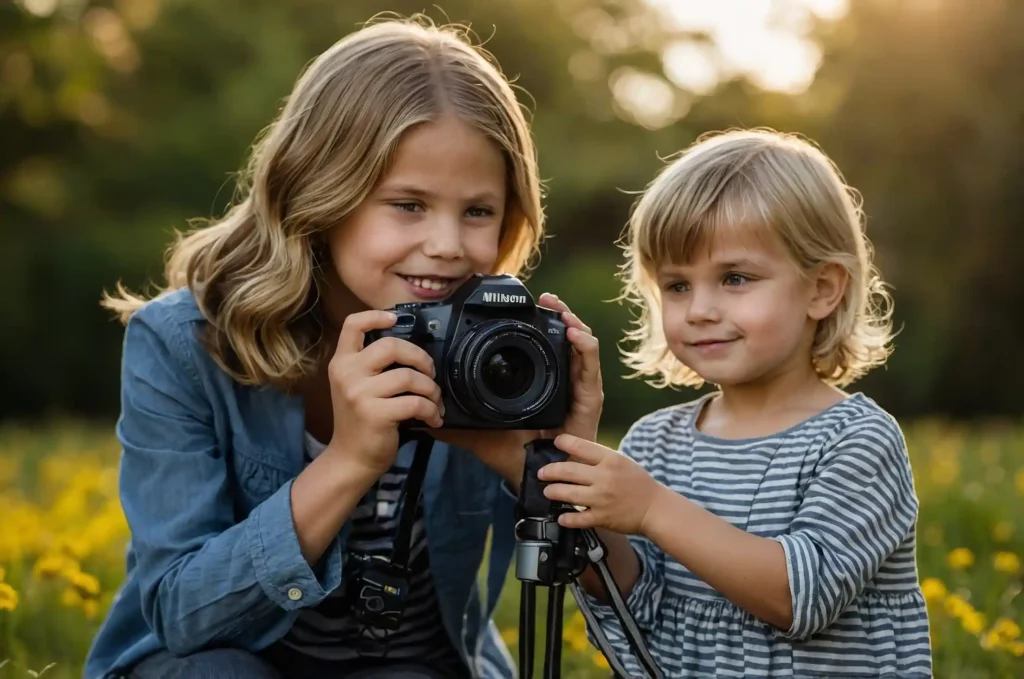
287, 587, 303, 601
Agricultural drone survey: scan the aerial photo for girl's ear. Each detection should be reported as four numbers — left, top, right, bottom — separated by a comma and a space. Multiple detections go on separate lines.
808, 262, 848, 321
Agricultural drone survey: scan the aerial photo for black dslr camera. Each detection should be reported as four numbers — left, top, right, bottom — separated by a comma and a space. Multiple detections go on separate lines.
365, 274, 571, 429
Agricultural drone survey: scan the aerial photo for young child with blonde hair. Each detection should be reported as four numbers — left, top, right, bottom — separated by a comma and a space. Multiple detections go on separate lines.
539, 128, 933, 677
85, 16, 603, 679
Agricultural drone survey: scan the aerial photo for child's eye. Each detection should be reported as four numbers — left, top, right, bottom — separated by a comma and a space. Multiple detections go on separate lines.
391, 202, 423, 213
466, 206, 495, 219
664, 281, 689, 293
723, 273, 752, 286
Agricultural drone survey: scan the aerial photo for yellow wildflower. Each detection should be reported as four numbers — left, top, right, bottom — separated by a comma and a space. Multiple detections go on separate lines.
1008, 640, 1024, 657
66, 569, 101, 600
61, 587, 84, 609
592, 652, 610, 669
500, 627, 518, 646
980, 630, 999, 650
33, 552, 78, 581
991, 618, 1021, 642
992, 521, 1014, 542
1016, 468, 1024, 495
962, 610, 986, 635
944, 594, 971, 618
0, 565, 5, 581
993, 551, 1021, 575
947, 547, 975, 570
920, 577, 947, 603
0, 582, 17, 611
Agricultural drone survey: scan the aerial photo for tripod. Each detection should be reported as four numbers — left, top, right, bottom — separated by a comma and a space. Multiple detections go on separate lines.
513, 439, 663, 679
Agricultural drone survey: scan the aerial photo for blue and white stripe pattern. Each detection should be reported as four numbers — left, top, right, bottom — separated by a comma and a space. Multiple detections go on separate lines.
583, 393, 933, 678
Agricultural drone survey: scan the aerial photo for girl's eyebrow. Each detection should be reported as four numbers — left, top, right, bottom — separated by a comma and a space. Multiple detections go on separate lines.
657, 257, 765, 277
376, 183, 501, 204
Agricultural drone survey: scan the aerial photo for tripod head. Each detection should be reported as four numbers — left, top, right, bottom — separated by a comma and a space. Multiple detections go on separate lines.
513, 438, 663, 679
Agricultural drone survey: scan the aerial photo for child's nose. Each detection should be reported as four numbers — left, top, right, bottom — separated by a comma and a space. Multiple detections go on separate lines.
686, 288, 721, 323
423, 216, 464, 260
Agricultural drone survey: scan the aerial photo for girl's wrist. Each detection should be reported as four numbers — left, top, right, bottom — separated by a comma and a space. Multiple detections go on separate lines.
639, 481, 681, 540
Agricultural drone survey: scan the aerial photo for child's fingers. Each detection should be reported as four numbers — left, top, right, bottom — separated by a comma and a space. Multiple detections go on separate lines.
568, 328, 601, 386
539, 460, 594, 485
542, 482, 592, 507
558, 510, 597, 530
554, 434, 607, 463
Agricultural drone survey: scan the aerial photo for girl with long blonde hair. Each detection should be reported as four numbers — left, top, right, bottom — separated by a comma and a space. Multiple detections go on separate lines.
86, 17, 603, 679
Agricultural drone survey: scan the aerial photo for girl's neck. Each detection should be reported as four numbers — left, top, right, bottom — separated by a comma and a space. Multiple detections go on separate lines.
699, 366, 847, 440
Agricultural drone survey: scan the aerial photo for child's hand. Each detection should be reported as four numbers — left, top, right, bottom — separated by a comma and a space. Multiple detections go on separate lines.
326, 310, 444, 480
536, 293, 603, 443
539, 434, 664, 535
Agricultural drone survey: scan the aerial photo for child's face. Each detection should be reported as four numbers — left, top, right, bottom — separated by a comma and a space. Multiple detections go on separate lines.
655, 227, 819, 388
325, 114, 507, 315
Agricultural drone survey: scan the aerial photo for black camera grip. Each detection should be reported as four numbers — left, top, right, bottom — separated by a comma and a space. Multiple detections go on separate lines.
517, 439, 570, 520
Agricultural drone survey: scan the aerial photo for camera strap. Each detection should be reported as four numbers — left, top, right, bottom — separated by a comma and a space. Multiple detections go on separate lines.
389, 432, 433, 570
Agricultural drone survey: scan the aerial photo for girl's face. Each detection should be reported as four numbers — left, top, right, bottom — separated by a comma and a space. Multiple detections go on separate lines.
655, 226, 823, 389
324, 114, 507, 318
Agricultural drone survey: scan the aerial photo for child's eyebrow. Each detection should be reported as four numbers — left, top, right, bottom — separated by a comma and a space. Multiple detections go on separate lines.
657, 257, 767, 277
375, 183, 502, 204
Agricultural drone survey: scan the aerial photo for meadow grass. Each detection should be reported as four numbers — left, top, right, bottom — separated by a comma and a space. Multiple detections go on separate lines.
0, 419, 1022, 678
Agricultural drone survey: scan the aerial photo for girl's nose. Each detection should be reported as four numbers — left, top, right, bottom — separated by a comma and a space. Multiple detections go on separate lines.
422, 216, 464, 260
685, 287, 721, 324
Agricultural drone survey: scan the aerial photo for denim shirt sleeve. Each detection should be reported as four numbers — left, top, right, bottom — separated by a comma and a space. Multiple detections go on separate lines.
117, 303, 344, 655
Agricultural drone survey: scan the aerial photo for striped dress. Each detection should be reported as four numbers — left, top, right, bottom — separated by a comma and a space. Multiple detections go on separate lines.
583, 392, 933, 678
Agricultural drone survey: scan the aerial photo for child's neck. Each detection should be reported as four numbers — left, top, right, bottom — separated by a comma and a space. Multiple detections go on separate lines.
698, 369, 847, 440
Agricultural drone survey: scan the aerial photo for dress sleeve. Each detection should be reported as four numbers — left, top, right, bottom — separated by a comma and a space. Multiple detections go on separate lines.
771, 414, 919, 640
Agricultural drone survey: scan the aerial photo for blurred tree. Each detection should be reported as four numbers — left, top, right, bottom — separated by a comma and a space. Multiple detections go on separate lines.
1, 0, 1021, 427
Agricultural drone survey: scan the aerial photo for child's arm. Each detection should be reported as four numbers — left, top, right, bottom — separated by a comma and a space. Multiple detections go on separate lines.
542, 419, 918, 639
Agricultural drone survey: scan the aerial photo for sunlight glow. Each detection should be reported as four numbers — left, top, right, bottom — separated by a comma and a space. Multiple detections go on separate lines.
650, 0, 849, 94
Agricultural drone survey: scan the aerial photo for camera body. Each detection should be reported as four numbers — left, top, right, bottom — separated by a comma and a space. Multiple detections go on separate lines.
365, 274, 571, 430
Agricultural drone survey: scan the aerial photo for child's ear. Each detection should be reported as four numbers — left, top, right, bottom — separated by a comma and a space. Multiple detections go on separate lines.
807, 262, 848, 321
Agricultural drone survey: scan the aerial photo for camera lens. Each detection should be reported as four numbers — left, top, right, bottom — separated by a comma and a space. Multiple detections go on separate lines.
446, 320, 558, 424
481, 347, 535, 400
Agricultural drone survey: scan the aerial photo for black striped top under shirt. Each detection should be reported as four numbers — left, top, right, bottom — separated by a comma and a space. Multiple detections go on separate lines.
281, 432, 465, 673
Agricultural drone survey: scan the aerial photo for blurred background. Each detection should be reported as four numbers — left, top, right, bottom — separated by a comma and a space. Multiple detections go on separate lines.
0, 0, 1022, 677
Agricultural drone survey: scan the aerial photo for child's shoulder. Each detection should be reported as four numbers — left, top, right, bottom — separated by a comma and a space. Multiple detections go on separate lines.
123, 287, 208, 359
131, 286, 205, 325
821, 392, 905, 446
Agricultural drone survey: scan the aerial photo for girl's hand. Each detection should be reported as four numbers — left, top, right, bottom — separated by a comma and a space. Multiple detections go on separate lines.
539, 434, 666, 535
430, 292, 603, 488
326, 310, 444, 480
536, 292, 603, 443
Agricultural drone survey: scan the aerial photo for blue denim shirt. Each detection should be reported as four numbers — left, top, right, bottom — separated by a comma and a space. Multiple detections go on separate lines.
84, 288, 519, 679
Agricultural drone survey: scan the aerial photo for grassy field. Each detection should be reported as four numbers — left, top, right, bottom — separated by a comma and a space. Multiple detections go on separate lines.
0, 419, 1022, 678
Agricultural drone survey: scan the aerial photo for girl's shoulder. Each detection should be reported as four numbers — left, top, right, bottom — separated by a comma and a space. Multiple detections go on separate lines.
121, 287, 213, 381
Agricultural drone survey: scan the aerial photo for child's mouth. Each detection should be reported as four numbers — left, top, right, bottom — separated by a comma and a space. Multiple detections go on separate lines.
398, 275, 459, 297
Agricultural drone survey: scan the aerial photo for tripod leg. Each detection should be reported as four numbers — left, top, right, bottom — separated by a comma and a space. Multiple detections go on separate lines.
519, 582, 535, 679
543, 584, 564, 679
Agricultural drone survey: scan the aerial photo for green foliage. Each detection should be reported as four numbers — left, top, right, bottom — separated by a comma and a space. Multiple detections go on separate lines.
2, 0, 1023, 429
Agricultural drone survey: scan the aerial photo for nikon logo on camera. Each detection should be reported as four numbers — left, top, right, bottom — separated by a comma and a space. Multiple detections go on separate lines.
482, 292, 527, 304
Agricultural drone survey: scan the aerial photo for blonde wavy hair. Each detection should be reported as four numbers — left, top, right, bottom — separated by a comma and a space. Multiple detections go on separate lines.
102, 16, 544, 391
618, 128, 894, 389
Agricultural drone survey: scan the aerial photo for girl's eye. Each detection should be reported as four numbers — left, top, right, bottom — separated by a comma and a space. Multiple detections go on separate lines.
392, 202, 423, 213
665, 281, 689, 293
466, 206, 494, 219
724, 273, 752, 286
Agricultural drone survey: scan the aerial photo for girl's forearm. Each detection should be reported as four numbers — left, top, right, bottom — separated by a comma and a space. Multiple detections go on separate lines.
290, 447, 378, 564
642, 484, 794, 631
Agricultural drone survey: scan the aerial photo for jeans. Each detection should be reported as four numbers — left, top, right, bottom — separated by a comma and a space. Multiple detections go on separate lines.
126, 648, 462, 679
